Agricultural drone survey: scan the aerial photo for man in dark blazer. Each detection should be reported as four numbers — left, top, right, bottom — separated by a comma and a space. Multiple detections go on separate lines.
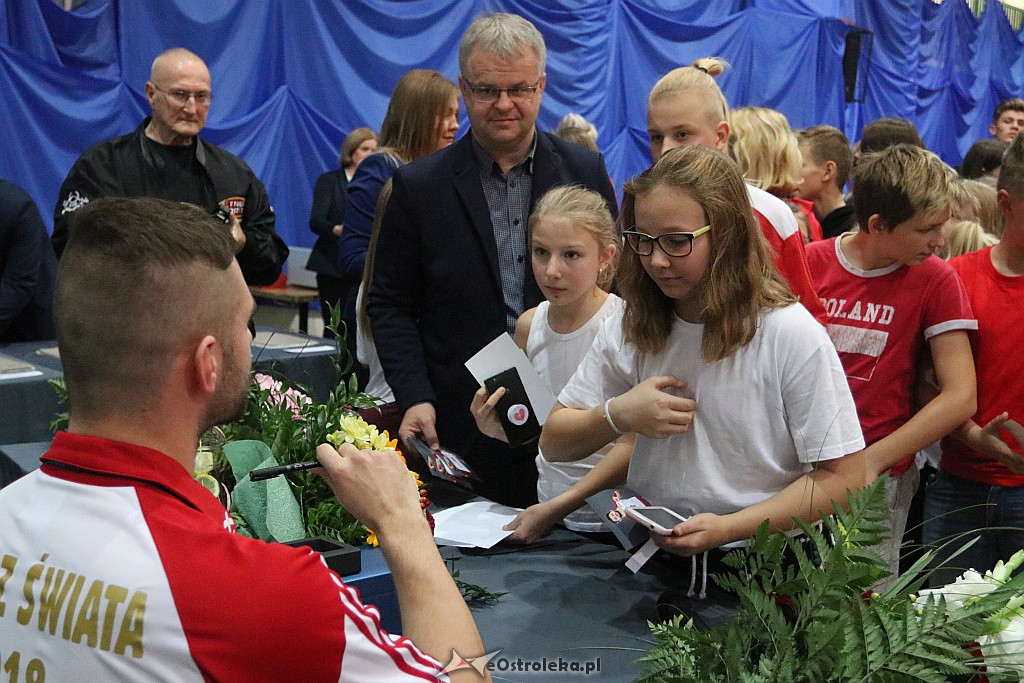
369, 13, 617, 508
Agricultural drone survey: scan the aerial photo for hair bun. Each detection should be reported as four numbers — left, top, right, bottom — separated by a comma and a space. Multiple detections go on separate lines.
690, 57, 728, 78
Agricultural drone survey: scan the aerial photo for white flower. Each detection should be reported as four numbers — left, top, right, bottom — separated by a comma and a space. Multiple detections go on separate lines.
979, 614, 1024, 675
916, 569, 994, 610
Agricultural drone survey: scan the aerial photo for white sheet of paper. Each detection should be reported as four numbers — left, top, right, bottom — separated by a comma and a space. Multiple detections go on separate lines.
283, 344, 335, 354
0, 370, 44, 381
464, 333, 556, 425
625, 538, 660, 573
432, 501, 521, 549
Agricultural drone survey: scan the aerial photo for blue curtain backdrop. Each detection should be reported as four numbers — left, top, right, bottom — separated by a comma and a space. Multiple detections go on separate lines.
1, 0, 1022, 253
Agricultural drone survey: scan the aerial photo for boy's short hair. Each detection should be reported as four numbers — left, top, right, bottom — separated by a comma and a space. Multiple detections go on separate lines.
993, 98, 1024, 125
859, 118, 925, 155
798, 125, 853, 190
997, 130, 1024, 199
853, 144, 957, 231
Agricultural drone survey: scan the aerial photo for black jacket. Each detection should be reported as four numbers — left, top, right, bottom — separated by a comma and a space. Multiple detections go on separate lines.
306, 168, 348, 278
0, 180, 56, 343
52, 119, 287, 286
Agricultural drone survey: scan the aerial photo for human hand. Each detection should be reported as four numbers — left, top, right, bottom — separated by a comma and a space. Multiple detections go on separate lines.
650, 512, 731, 557
608, 375, 695, 439
504, 500, 561, 543
976, 413, 1024, 475
399, 402, 439, 452
331, 224, 343, 236
315, 442, 426, 538
470, 386, 508, 443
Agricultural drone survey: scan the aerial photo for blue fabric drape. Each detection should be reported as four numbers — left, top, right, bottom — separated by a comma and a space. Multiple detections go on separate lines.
917, 0, 978, 164
0, 0, 1019, 252
969, 0, 1024, 146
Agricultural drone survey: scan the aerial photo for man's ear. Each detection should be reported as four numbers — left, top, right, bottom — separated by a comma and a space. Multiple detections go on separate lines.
998, 188, 1015, 220
865, 213, 885, 234
194, 335, 221, 395
823, 160, 836, 183
990, 122, 998, 137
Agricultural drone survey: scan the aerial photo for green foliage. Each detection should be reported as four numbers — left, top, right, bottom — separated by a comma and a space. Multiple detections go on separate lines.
48, 377, 70, 433
217, 306, 385, 546
635, 478, 1024, 682
451, 570, 508, 606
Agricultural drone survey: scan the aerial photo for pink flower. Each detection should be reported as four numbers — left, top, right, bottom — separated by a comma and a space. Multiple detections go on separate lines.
254, 373, 310, 419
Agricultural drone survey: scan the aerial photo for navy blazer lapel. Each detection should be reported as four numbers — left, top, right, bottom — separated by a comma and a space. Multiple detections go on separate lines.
452, 135, 502, 283
530, 132, 563, 210
521, 132, 562, 307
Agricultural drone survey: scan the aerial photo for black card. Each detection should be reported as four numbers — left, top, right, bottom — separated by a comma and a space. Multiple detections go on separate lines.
484, 367, 541, 449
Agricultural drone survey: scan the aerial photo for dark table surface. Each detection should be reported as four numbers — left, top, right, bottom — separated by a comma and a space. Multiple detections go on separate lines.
427, 482, 672, 683
0, 329, 339, 446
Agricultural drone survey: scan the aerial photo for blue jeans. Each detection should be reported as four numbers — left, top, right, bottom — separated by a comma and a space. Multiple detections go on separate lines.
922, 469, 1024, 587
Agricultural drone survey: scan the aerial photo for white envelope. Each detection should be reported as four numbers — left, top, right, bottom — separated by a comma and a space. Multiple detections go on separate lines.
465, 333, 556, 425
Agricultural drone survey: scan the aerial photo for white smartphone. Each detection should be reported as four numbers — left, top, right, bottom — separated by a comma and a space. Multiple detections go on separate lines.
623, 506, 688, 535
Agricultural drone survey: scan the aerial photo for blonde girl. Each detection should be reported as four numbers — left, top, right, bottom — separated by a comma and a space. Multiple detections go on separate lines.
646, 59, 828, 323
729, 105, 823, 241
470, 185, 631, 541
540, 145, 864, 621
939, 180, 999, 260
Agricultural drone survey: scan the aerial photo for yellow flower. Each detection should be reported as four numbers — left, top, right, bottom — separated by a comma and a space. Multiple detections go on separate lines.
368, 427, 394, 450
366, 529, 379, 547
327, 417, 399, 452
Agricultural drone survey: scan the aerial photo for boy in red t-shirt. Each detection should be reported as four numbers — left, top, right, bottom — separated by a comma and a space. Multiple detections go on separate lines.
805, 145, 977, 583
923, 133, 1024, 586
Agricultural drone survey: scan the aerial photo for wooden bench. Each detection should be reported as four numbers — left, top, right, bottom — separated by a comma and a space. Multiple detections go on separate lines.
249, 285, 320, 333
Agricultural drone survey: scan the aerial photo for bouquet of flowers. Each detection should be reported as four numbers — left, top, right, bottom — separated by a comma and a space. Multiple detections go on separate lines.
193, 312, 429, 547
196, 371, 429, 547
636, 478, 1024, 683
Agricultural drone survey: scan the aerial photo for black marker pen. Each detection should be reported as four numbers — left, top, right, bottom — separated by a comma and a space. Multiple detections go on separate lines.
248, 460, 321, 481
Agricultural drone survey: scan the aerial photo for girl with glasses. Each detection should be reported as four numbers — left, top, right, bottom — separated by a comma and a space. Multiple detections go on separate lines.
645, 58, 828, 325
469, 185, 629, 542
539, 145, 865, 628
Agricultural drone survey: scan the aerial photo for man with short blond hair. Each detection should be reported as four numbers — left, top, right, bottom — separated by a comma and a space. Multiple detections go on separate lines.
51, 48, 287, 286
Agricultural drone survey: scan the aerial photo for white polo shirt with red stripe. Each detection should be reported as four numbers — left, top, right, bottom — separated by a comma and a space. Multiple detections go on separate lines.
747, 184, 830, 326
0, 431, 447, 682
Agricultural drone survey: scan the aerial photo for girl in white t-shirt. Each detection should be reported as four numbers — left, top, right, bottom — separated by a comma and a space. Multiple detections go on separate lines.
470, 185, 633, 542
542, 145, 865, 573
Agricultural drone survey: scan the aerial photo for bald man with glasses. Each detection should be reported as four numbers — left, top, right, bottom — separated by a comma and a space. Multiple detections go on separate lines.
52, 48, 287, 286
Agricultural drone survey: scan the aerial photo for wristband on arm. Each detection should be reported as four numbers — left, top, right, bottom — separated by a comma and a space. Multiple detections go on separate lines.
604, 397, 625, 435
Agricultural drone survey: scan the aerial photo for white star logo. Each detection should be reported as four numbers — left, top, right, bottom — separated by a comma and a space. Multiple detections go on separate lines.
441, 649, 501, 676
